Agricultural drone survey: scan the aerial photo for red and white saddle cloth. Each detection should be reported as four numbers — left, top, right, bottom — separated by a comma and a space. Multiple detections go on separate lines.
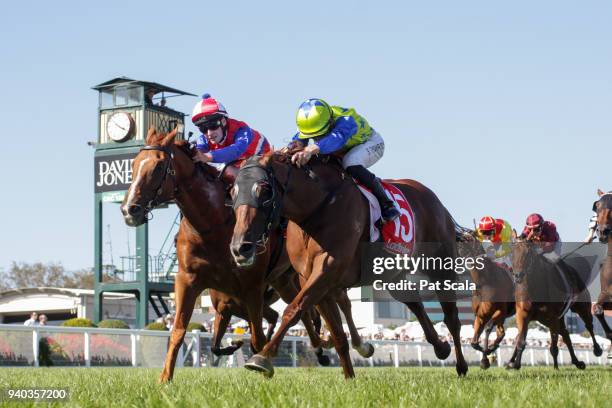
356, 181, 416, 255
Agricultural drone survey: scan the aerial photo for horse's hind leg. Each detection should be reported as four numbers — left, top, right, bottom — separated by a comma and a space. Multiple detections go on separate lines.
559, 319, 586, 369
160, 273, 202, 383
211, 310, 243, 357
480, 320, 496, 369
470, 315, 487, 353
316, 296, 355, 379
263, 305, 279, 342
571, 299, 602, 357
440, 300, 469, 376
336, 289, 374, 358
402, 301, 451, 360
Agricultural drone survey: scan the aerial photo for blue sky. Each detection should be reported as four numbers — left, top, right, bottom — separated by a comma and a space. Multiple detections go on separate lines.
0, 1, 610, 271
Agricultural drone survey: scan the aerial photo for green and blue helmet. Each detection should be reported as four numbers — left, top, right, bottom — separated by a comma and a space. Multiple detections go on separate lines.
296, 98, 333, 139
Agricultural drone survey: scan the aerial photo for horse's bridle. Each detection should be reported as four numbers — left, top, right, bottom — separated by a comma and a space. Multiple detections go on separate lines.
512, 242, 536, 284
233, 161, 286, 251
137, 145, 178, 218
233, 155, 346, 252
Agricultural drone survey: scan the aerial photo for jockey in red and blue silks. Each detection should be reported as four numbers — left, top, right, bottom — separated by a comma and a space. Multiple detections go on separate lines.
192, 94, 270, 172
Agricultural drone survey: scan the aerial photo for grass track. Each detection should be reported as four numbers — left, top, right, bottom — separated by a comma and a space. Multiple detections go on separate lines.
0, 367, 610, 407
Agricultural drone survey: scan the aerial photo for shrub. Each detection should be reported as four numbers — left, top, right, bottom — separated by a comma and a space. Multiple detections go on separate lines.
98, 319, 129, 329
62, 318, 96, 328
144, 322, 167, 331
187, 322, 206, 332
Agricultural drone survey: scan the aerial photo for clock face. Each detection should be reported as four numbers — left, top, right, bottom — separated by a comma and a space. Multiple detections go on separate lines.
106, 112, 134, 142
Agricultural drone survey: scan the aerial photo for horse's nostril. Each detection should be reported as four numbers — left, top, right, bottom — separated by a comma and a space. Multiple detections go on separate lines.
128, 205, 143, 217
239, 243, 254, 256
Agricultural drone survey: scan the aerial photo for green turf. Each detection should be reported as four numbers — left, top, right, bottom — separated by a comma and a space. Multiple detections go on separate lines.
0, 367, 609, 407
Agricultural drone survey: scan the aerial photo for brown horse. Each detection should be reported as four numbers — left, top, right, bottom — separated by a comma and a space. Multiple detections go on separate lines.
508, 238, 602, 370
230, 152, 469, 378
120, 128, 327, 382
459, 235, 515, 369
592, 189, 612, 348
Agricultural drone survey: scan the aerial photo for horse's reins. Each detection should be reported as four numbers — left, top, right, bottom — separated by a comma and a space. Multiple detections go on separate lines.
138, 145, 233, 234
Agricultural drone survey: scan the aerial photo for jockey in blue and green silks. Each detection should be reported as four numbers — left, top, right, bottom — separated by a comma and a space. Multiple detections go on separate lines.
288, 98, 400, 222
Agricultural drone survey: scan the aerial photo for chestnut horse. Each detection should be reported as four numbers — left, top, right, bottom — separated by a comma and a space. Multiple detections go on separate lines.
231, 152, 469, 378
592, 189, 612, 351
508, 239, 602, 370
459, 235, 515, 369
120, 129, 327, 382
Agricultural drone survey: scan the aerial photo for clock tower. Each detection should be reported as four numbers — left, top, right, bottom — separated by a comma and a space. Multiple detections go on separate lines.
91, 77, 195, 328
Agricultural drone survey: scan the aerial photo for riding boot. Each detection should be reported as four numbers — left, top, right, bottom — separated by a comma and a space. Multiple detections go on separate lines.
346, 165, 400, 222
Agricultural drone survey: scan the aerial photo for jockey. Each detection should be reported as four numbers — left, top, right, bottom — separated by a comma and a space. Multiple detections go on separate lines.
519, 213, 561, 259
476, 216, 513, 269
287, 98, 400, 222
192, 94, 270, 179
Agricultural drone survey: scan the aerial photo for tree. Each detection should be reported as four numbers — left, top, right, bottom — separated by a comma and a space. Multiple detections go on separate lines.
2, 262, 67, 289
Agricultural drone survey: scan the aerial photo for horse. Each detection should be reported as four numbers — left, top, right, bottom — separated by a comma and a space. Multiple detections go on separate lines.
120, 128, 328, 382
592, 189, 612, 349
507, 238, 602, 370
230, 152, 469, 378
458, 234, 515, 369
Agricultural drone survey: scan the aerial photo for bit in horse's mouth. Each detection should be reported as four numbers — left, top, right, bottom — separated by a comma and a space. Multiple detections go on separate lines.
233, 254, 255, 268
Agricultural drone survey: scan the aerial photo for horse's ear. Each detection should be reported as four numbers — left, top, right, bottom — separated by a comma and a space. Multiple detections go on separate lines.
161, 127, 179, 147
145, 127, 157, 144
597, 189, 604, 197
511, 229, 518, 240
260, 151, 274, 167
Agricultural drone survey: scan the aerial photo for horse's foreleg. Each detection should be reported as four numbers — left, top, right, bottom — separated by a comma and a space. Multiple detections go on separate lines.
245, 265, 332, 378
244, 288, 267, 354
507, 307, 529, 370
336, 289, 374, 358
160, 273, 201, 383
549, 331, 560, 369
440, 300, 468, 376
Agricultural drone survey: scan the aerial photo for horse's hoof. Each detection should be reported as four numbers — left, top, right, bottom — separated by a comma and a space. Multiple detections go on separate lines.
245, 354, 274, 378
317, 354, 331, 366
470, 342, 482, 352
434, 341, 452, 360
357, 343, 375, 358
593, 344, 603, 357
574, 360, 586, 370
456, 362, 468, 377
505, 362, 519, 370
231, 339, 244, 348
480, 359, 491, 370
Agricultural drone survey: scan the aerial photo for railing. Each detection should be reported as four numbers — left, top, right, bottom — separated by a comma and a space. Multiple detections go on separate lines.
0, 324, 608, 368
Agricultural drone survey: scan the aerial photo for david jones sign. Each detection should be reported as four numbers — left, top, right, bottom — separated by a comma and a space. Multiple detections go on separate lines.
94, 153, 135, 193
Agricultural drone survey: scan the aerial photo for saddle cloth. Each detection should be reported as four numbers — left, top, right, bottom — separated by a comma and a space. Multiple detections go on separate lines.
356, 181, 416, 256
